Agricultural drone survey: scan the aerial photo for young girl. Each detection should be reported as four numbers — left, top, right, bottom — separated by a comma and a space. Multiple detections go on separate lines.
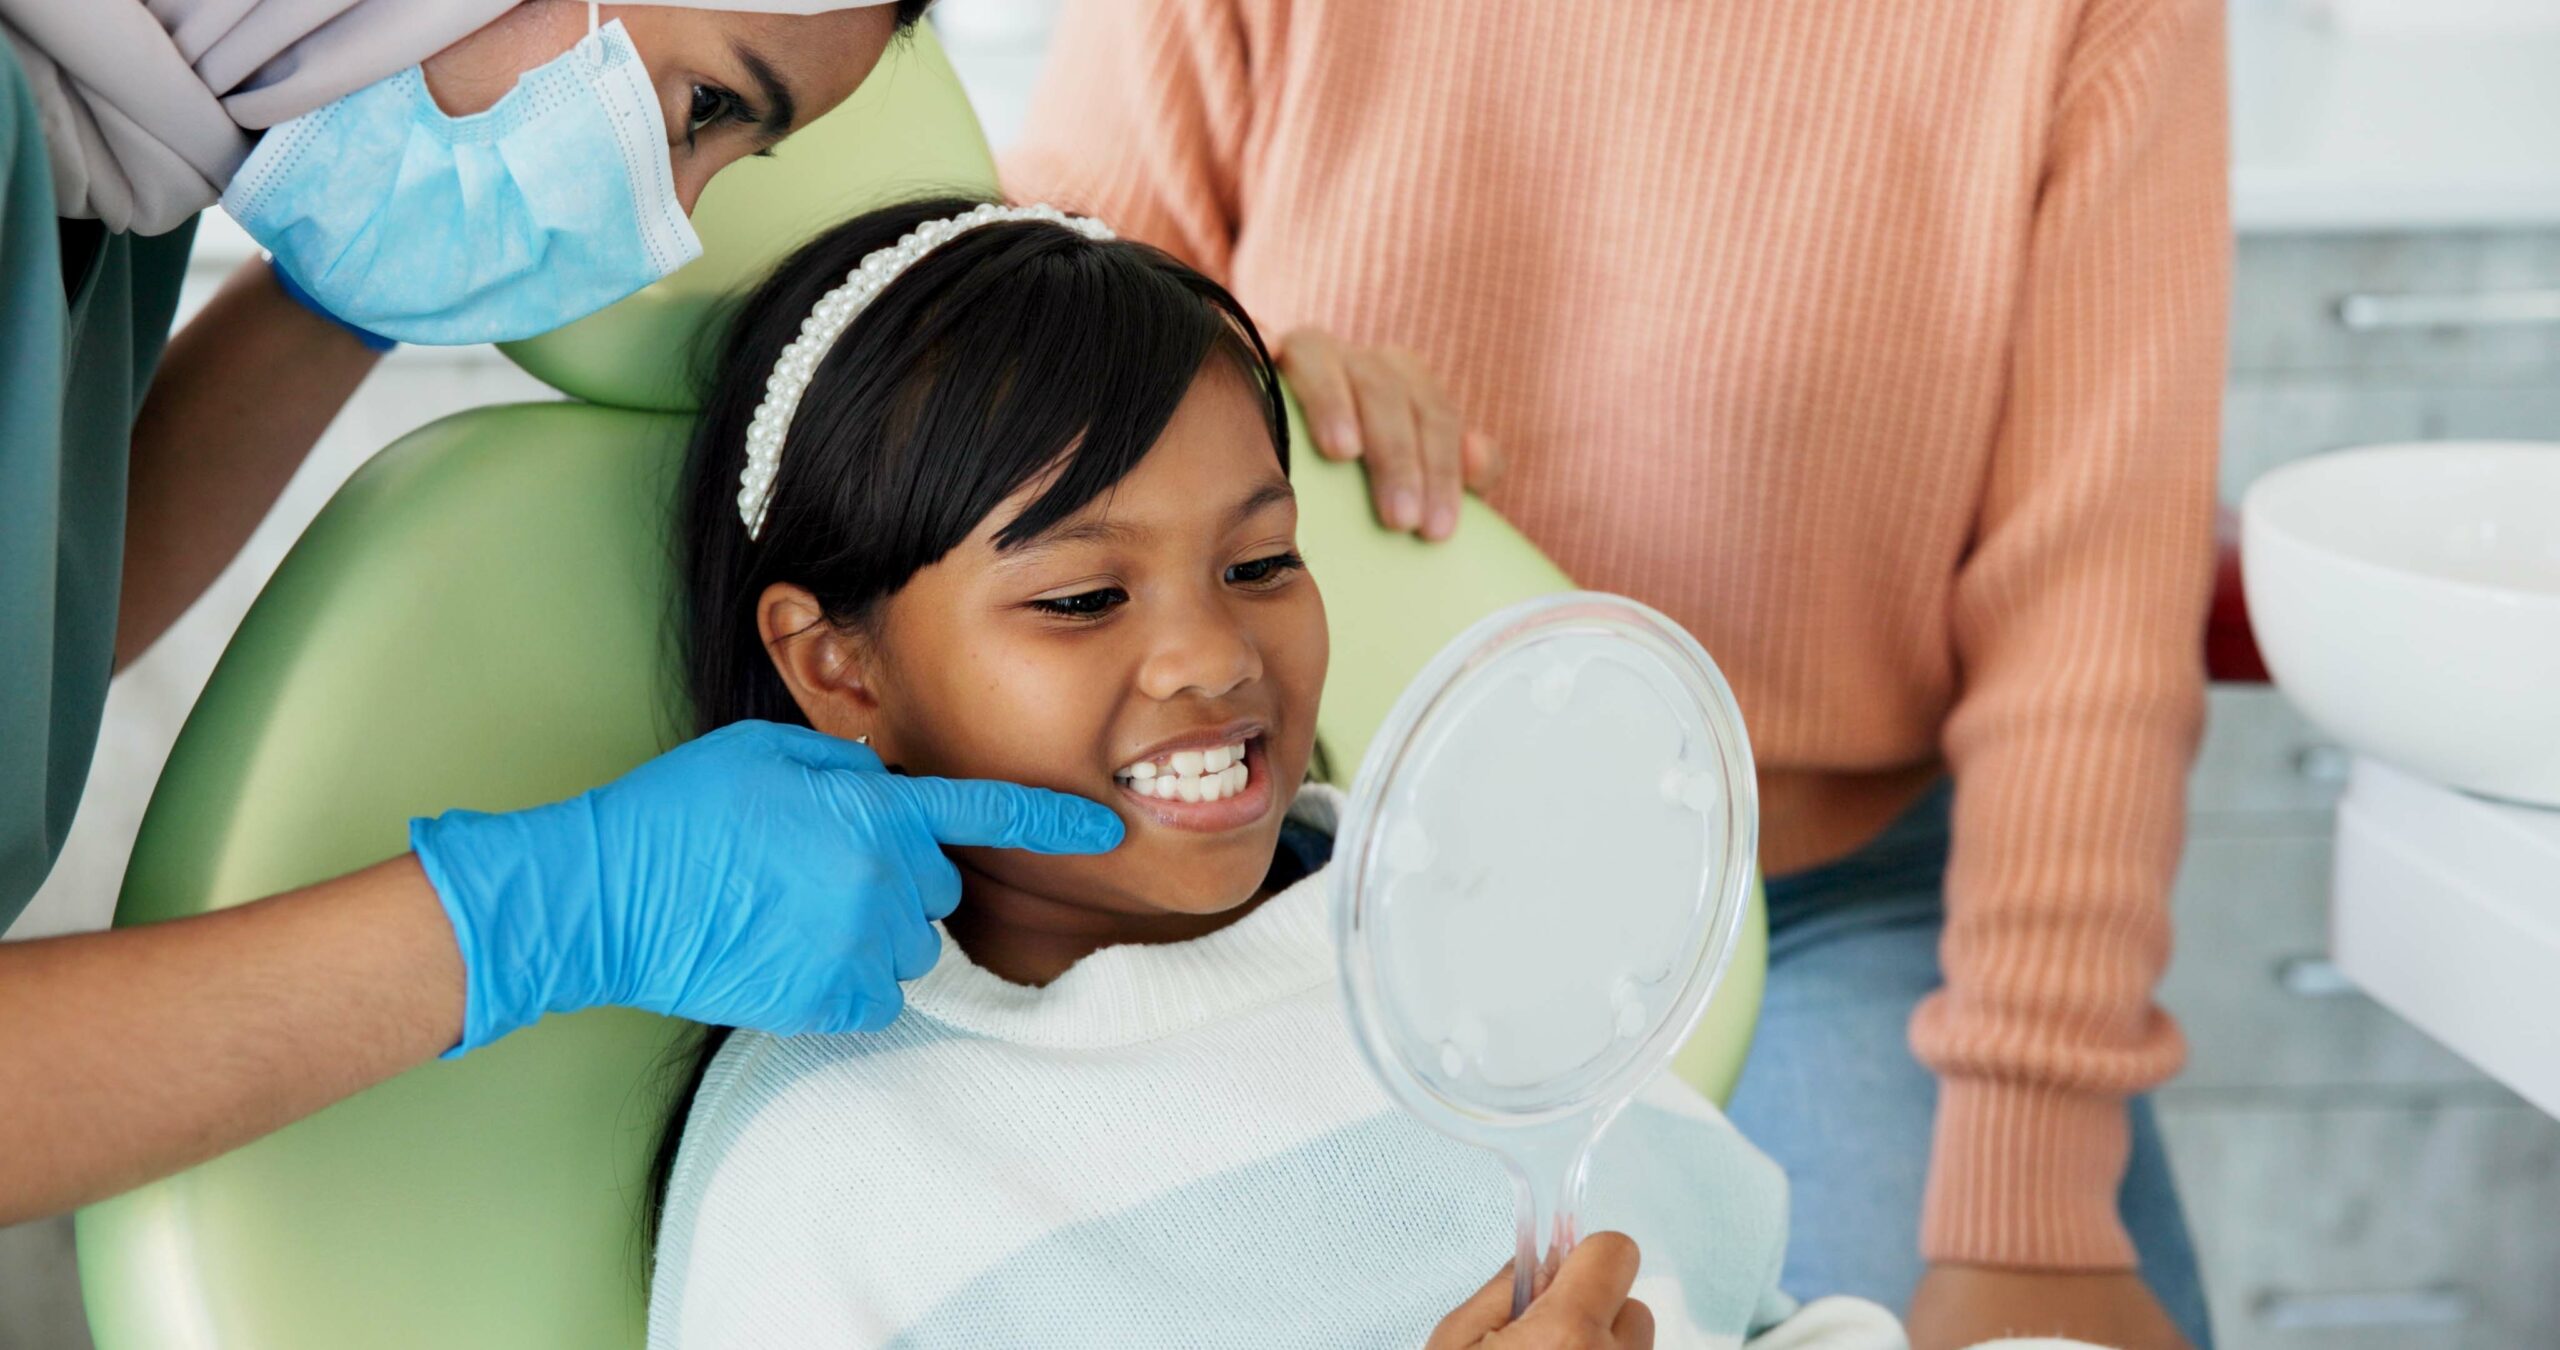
643, 196, 1925, 1349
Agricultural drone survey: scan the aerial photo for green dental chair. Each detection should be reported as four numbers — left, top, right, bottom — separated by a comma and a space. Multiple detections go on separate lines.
74, 29, 1764, 1349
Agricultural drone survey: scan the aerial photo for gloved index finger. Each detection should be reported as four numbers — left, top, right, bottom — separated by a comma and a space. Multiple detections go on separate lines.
895, 776, 1126, 855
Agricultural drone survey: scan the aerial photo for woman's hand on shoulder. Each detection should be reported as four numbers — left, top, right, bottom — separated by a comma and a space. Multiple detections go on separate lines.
1427, 1232, 1654, 1350
1279, 328, 1501, 543
1906, 1262, 2191, 1350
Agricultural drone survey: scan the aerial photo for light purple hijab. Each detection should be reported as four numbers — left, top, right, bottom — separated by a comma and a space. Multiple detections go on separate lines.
2, 0, 898, 236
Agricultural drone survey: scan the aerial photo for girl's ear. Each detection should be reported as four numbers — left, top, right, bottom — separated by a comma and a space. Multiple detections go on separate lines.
757, 582, 881, 744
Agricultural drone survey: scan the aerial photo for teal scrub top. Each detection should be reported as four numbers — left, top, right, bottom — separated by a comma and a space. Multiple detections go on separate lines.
0, 38, 197, 926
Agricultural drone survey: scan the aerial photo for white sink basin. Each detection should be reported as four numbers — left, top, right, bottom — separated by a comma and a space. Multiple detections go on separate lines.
2243, 442, 2560, 807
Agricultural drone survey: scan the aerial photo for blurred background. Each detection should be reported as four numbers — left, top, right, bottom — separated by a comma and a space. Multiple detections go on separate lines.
7, 0, 2560, 1345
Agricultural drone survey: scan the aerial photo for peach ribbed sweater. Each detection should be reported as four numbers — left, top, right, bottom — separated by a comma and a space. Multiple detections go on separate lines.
1007, 0, 2227, 1271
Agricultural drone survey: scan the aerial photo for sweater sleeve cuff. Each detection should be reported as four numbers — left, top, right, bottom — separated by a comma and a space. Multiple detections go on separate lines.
1921, 1076, 2139, 1271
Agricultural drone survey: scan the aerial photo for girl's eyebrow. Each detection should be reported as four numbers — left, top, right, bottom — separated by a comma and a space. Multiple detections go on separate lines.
1222, 479, 1296, 531
1000, 478, 1295, 565
1011, 517, 1140, 558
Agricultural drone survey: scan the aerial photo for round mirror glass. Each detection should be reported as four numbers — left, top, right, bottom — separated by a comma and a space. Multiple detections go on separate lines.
1332, 592, 1758, 1312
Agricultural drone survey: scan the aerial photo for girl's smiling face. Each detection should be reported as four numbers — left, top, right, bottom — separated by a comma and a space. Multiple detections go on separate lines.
759, 362, 1328, 960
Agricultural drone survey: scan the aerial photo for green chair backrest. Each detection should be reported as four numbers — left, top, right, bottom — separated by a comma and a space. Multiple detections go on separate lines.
76, 29, 1759, 1349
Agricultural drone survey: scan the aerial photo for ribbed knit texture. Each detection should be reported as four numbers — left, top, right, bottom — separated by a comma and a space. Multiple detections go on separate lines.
649, 792, 1923, 1347
1005, 0, 2228, 1270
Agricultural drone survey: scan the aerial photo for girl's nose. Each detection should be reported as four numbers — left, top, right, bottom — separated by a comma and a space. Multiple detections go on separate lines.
1135, 598, 1263, 704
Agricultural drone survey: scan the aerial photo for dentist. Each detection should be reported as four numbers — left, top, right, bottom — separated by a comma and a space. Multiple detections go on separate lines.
0, 0, 1121, 1225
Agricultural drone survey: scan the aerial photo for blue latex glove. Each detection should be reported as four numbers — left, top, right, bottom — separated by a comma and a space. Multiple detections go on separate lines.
410, 721, 1123, 1055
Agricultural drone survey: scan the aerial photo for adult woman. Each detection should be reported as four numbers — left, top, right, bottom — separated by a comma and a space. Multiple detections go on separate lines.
0, 0, 1125, 1227
1006, 2, 2229, 1346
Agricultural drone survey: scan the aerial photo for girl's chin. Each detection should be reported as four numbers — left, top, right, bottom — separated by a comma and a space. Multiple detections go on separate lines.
1108, 843, 1296, 916
1129, 875, 1279, 917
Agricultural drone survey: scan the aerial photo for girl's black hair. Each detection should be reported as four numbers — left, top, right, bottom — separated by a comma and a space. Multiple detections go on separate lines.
894, 0, 932, 27
640, 194, 1286, 1262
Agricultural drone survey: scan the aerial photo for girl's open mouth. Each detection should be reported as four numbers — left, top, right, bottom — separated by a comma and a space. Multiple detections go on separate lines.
1112, 733, 1275, 833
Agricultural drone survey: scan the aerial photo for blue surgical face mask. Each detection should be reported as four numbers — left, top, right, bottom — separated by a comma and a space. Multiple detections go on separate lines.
220, 10, 702, 346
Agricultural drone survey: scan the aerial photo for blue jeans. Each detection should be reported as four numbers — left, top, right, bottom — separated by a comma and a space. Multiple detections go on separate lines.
1723, 783, 2215, 1347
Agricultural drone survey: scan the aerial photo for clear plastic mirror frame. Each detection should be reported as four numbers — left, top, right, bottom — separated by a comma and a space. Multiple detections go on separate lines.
1332, 592, 1759, 1314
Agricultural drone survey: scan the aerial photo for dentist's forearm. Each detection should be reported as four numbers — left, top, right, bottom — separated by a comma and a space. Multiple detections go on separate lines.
0, 857, 463, 1225
116, 256, 385, 671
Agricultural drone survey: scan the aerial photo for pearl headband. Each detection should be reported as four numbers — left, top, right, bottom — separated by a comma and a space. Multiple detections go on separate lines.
737, 202, 1117, 539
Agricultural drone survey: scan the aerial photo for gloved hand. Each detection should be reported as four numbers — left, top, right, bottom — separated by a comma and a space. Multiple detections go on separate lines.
409, 720, 1123, 1055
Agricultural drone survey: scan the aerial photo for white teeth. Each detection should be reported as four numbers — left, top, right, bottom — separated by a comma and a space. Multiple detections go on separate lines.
1117, 740, 1255, 798
1191, 762, 1251, 803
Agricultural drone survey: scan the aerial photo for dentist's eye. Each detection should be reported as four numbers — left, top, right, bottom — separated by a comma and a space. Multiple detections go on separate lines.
1227, 552, 1306, 587
684, 84, 756, 145
1030, 586, 1128, 619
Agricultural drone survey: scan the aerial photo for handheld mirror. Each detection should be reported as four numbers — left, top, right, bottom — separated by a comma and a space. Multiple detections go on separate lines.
1332, 592, 1757, 1316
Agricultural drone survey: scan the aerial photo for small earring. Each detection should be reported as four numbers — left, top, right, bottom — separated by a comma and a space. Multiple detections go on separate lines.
856, 733, 872, 746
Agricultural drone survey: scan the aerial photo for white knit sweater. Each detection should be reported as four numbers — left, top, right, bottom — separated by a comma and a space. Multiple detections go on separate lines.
648, 788, 2066, 1348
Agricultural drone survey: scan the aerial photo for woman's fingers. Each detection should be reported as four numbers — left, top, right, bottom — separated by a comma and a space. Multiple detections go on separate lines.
1278, 328, 1490, 541
1463, 429, 1506, 495
1277, 329, 1364, 462
1342, 345, 1426, 532
1386, 346, 1467, 540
